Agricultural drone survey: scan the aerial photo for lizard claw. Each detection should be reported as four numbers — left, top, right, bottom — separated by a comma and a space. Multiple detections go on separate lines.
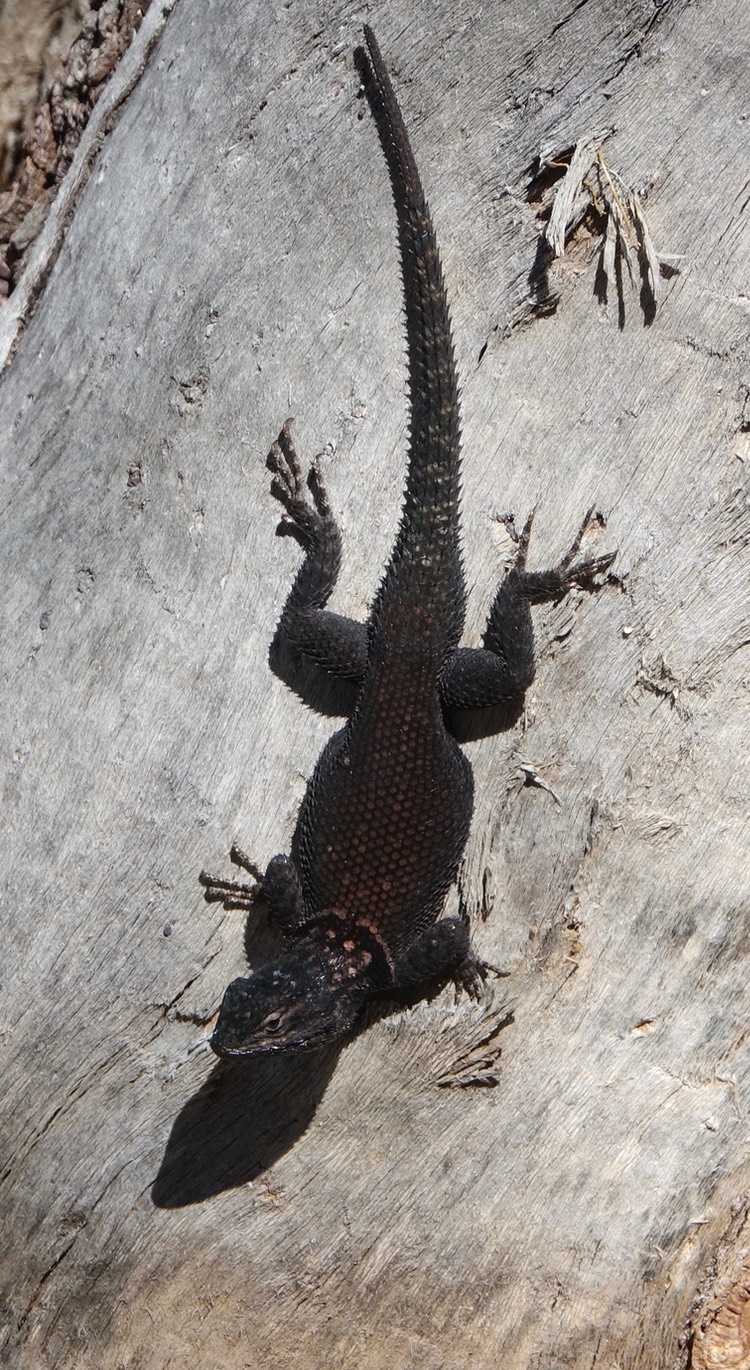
555, 506, 615, 584
515, 506, 616, 603
198, 871, 261, 910
454, 954, 510, 1002
199, 844, 264, 911
561, 548, 617, 592
514, 507, 537, 572
266, 420, 332, 544
267, 419, 304, 506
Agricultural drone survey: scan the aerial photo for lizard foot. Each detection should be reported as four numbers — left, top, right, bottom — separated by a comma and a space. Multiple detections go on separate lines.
199, 844, 264, 911
454, 954, 509, 1002
393, 916, 501, 1002
517, 506, 616, 603
200, 849, 306, 936
553, 505, 617, 589
266, 419, 331, 548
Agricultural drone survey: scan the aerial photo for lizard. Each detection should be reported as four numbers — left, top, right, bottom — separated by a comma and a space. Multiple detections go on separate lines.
200, 26, 615, 1057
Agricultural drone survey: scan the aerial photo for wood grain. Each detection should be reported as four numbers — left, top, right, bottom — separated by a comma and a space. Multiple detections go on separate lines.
1, 1, 748, 1365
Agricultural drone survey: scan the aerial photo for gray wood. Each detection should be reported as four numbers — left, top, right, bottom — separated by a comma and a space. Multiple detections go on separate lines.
1, 1, 748, 1366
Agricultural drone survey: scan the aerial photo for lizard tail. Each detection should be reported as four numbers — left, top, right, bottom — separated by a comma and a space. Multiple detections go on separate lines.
356, 27, 464, 653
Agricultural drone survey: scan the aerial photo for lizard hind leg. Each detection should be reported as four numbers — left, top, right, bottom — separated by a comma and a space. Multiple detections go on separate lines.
266, 420, 368, 683
440, 506, 615, 709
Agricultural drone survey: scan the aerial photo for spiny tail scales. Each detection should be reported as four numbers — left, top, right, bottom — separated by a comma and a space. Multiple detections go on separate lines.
356, 27, 464, 655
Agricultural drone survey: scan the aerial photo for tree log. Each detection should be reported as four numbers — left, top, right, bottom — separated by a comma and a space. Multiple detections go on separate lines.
1, 1, 748, 1366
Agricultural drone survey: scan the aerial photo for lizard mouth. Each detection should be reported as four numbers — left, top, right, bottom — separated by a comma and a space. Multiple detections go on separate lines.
209, 1029, 319, 1058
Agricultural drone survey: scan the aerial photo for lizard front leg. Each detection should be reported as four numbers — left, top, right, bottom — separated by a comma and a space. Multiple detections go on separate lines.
393, 917, 489, 1000
200, 847, 306, 938
268, 420, 368, 683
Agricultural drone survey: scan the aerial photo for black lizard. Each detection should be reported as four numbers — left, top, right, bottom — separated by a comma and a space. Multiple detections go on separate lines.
201, 27, 614, 1056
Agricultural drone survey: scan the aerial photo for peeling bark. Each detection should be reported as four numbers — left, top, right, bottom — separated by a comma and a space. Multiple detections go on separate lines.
0, 0, 153, 299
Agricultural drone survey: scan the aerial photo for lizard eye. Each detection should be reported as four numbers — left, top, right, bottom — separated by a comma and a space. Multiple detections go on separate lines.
262, 1010, 285, 1034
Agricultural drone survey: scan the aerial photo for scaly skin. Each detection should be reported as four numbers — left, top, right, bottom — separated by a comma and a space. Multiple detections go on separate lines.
201, 28, 615, 1056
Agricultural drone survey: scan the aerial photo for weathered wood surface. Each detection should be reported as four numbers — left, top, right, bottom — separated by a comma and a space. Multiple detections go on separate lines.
1, 1, 748, 1366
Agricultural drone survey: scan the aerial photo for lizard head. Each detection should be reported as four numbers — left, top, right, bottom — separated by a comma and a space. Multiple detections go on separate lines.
210, 947, 363, 1057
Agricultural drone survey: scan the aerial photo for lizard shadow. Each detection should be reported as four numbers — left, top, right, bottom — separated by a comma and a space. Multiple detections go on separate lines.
153, 901, 341, 1207
151, 1045, 341, 1207
151, 974, 473, 1208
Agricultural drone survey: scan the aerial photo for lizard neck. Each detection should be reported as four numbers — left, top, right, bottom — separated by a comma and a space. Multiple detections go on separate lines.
305, 909, 396, 990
